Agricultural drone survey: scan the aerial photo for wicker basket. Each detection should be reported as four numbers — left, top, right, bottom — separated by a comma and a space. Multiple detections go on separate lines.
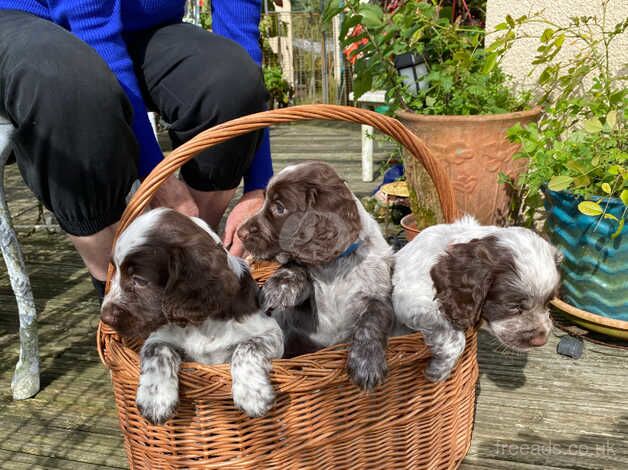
97, 105, 478, 469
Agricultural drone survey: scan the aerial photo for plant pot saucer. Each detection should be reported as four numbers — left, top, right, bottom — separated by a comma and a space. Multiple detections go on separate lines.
380, 181, 410, 198
551, 298, 628, 340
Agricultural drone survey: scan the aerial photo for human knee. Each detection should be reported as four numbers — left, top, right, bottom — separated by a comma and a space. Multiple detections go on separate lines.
198, 38, 267, 121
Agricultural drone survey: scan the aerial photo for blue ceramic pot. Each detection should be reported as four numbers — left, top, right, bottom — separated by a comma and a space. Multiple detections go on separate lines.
544, 189, 627, 320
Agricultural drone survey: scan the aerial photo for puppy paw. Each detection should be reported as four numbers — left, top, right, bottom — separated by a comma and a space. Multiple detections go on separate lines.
136, 377, 179, 425
424, 360, 452, 382
232, 377, 275, 418
347, 343, 388, 391
260, 276, 299, 312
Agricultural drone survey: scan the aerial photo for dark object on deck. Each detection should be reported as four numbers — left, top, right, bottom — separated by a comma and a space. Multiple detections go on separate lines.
557, 335, 584, 359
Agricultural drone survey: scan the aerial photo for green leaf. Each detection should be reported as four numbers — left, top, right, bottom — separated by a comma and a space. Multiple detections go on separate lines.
603, 212, 618, 221
601, 182, 612, 194
482, 53, 497, 74
425, 96, 436, 107
409, 28, 423, 45
565, 160, 587, 174
522, 139, 537, 153
539, 66, 553, 84
541, 28, 555, 43
494, 22, 509, 31
611, 219, 625, 239
548, 175, 574, 191
578, 201, 603, 216
506, 15, 515, 28
583, 118, 603, 133
358, 3, 384, 28
340, 15, 363, 40
573, 175, 591, 188
486, 37, 504, 52
591, 156, 600, 167
609, 165, 621, 175
553, 34, 566, 49
609, 90, 624, 105
621, 189, 628, 206
352, 72, 373, 99
322, 0, 343, 23
606, 110, 617, 129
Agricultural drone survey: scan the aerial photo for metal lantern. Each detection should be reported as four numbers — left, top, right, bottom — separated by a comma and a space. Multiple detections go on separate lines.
394, 52, 428, 95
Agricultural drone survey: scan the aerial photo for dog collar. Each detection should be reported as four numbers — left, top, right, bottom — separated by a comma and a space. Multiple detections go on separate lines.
337, 240, 363, 259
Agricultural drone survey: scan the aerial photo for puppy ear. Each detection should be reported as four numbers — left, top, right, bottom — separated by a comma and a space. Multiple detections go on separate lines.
430, 236, 514, 330
289, 181, 361, 263
280, 205, 360, 264
161, 241, 241, 324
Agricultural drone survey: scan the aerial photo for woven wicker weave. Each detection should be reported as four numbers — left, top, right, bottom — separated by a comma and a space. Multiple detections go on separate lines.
98, 104, 478, 469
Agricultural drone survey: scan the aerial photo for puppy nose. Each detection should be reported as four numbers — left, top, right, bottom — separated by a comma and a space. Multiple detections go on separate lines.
238, 223, 258, 241
528, 331, 549, 347
101, 302, 126, 327
237, 226, 249, 241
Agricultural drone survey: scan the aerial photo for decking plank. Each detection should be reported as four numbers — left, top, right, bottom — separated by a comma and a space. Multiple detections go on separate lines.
0, 449, 123, 470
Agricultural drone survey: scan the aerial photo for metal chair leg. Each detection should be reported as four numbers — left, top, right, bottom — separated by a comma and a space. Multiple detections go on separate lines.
0, 117, 39, 400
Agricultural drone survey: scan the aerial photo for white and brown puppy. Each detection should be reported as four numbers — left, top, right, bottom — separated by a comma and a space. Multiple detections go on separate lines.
237, 161, 394, 391
393, 216, 561, 382
101, 208, 283, 424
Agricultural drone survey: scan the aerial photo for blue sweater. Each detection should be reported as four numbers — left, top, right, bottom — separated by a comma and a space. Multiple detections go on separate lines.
212, 0, 273, 192
0, 0, 273, 191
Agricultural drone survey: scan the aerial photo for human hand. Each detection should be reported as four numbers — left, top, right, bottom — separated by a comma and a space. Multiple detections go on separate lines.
223, 189, 265, 257
151, 174, 199, 217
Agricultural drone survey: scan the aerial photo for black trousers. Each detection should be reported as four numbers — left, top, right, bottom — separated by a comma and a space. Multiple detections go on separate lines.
0, 10, 266, 236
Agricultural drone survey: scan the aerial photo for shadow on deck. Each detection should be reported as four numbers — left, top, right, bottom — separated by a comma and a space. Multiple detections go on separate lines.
1, 122, 626, 469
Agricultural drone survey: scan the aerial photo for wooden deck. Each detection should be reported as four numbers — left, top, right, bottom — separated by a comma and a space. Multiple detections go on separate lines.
1, 122, 627, 469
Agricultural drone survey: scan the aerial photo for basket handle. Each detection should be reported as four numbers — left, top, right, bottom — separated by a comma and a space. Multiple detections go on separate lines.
109, 105, 458, 280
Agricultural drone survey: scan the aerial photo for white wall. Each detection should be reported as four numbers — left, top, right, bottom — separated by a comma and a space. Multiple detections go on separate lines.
485, 0, 627, 90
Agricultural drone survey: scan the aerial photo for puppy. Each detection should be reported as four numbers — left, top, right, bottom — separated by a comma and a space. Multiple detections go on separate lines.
237, 161, 394, 391
101, 208, 283, 423
393, 216, 561, 382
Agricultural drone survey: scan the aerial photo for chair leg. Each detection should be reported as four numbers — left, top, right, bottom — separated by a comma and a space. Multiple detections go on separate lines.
0, 119, 40, 400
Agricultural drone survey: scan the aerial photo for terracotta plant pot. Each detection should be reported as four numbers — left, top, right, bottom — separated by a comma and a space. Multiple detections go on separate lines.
397, 107, 541, 225
400, 213, 421, 241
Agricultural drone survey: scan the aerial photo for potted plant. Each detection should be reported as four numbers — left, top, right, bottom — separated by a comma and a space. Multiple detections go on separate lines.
499, 3, 627, 328
324, 0, 538, 227
263, 65, 295, 109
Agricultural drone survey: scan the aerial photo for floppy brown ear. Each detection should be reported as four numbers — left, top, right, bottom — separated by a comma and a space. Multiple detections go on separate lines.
161, 241, 242, 324
290, 180, 361, 264
281, 199, 361, 264
430, 236, 515, 330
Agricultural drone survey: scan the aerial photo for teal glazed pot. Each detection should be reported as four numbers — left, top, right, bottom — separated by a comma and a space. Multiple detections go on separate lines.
544, 189, 627, 320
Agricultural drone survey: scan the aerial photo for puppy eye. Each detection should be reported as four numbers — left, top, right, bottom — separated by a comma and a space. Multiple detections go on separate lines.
132, 274, 148, 287
510, 305, 522, 314
272, 201, 286, 216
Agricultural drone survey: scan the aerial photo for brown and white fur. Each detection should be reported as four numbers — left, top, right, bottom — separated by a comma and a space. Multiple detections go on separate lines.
101, 208, 283, 424
393, 216, 561, 382
237, 161, 395, 391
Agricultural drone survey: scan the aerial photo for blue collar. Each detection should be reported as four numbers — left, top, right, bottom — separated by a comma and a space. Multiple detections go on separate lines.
337, 240, 363, 259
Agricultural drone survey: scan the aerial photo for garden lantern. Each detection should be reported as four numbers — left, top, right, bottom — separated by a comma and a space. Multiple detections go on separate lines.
394, 52, 428, 95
